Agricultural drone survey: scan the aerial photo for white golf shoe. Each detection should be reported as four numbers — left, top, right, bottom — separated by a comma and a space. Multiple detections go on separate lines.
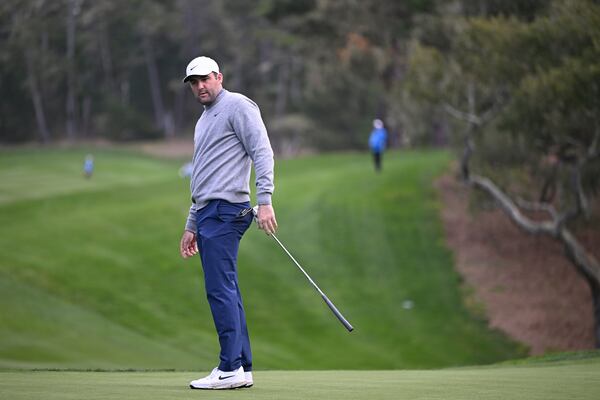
189, 366, 247, 390
244, 371, 253, 387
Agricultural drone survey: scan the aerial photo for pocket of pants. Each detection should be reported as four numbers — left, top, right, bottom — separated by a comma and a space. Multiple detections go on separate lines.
216, 201, 251, 223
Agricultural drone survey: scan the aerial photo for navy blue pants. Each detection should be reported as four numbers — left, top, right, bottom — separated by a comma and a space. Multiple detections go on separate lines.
195, 200, 253, 372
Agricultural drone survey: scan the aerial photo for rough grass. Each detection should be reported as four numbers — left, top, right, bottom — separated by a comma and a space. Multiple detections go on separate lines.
0, 148, 525, 371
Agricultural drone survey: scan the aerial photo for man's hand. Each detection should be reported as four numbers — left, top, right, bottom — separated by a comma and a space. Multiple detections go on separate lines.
257, 204, 278, 235
180, 230, 198, 258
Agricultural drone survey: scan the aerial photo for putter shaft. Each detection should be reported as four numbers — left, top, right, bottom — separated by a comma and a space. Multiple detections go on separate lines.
270, 232, 354, 332
251, 207, 354, 332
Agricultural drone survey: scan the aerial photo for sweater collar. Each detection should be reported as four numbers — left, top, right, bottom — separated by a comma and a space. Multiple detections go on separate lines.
204, 88, 227, 110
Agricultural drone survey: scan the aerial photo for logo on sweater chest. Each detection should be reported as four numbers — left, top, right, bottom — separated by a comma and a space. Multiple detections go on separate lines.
194, 115, 236, 150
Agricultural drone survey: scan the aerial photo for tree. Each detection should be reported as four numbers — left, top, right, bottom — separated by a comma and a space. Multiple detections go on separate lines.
2, 0, 64, 143
406, 0, 600, 345
294, 0, 437, 149
65, 0, 81, 140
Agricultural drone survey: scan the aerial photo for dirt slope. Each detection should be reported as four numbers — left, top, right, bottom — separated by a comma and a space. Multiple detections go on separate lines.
436, 174, 596, 354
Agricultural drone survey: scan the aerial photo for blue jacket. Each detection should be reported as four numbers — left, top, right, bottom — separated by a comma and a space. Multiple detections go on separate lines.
369, 128, 387, 152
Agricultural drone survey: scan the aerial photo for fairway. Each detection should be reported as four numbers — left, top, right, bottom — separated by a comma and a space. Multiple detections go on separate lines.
2, 354, 600, 399
1, 148, 524, 371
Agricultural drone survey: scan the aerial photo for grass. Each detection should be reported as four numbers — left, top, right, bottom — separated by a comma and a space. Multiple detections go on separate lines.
0, 147, 525, 371
2, 352, 599, 399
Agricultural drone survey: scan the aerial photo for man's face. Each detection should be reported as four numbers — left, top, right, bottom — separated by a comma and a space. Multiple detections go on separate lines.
188, 72, 223, 105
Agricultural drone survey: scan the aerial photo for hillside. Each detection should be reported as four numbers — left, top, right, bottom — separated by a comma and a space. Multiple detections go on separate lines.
0, 148, 525, 370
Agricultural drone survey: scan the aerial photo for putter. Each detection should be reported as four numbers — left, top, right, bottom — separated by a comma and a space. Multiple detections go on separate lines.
249, 206, 354, 332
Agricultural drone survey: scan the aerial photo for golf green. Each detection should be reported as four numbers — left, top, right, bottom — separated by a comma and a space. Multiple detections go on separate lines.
2, 354, 600, 399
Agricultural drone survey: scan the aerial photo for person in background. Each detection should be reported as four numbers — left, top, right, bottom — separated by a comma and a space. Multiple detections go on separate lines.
178, 161, 193, 178
83, 154, 94, 179
369, 119, 388, 172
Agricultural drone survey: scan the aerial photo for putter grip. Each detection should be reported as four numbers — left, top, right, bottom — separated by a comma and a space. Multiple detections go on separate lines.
321, 294, 354, 332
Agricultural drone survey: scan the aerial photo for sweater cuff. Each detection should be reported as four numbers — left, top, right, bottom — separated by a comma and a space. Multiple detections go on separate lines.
257, 192, 272, 205
185, 213, 197, 233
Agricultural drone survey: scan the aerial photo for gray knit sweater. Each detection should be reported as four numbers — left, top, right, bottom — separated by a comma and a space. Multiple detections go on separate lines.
184, 89, 274, 232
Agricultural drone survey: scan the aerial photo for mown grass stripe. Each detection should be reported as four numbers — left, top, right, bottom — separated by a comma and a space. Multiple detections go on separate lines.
1, 148, 524, 371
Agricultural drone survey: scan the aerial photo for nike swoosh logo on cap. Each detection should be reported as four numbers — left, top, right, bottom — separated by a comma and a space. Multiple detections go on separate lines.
190, 64, 198, 71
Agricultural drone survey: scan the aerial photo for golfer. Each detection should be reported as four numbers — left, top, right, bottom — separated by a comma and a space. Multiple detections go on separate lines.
179, 56, 277, 390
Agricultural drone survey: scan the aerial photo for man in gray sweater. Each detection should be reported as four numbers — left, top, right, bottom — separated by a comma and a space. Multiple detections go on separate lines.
179, 56, 277, 390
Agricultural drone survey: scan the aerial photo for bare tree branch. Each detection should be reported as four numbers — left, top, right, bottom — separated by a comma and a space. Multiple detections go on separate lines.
515, 197, 558, 220
469, 172, 600, 284
560, 229, 600, 286
443, 103, 482, 125
469, 174, 558, 235
444, 85, 506, 129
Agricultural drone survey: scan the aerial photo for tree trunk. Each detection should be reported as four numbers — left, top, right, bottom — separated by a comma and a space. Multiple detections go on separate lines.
66, 0, 78, 141
589, 280, 600, 347
174, 87, 186, 136
142, 36, 171, 138
81, 96, 92, 138
25, 49, 50, 144
561, 229, 600, 347
120, 80, 130, 105
181, 0, 204, 55
576, 270, 600, 347
274, 60, 290, 117
98, 24, 116, 95
289, 56, 303, 107
163, 112, 175, 139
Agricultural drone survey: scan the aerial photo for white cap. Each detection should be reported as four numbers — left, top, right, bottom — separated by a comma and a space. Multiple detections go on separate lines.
373, 119, 384, 129
182, 56, 219, 82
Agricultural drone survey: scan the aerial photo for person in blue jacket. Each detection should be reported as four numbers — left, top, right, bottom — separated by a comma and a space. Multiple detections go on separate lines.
369, 119, 388, 172
83, 154, 94, 179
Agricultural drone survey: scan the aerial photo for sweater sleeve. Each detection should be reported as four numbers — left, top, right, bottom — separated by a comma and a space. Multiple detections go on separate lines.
185, 205, 196, 233
231, 97, 275, 205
